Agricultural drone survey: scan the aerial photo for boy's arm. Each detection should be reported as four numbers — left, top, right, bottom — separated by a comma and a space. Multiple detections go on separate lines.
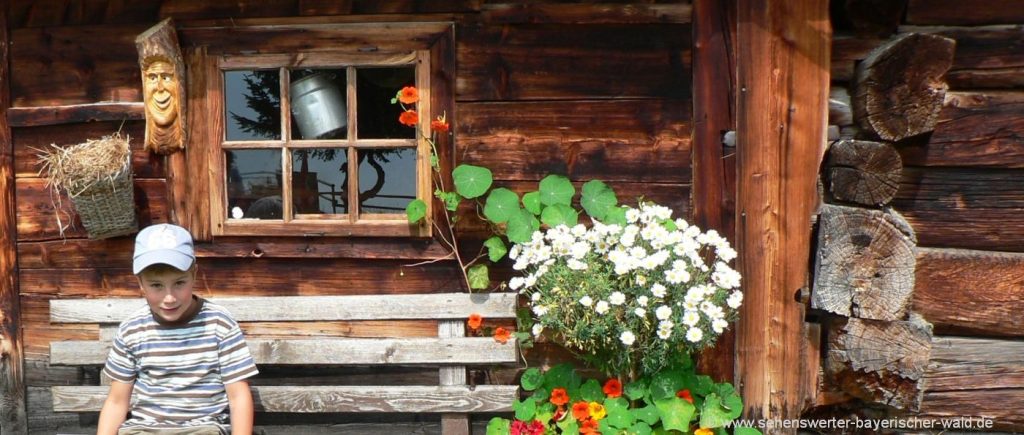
225, 380, 254, 435
96, 380, 134, 435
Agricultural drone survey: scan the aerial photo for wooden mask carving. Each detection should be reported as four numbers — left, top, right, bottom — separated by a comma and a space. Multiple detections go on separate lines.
136, 19, 186, 155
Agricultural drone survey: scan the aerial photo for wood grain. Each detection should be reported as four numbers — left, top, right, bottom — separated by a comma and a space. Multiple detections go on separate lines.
480, 4, 691, 24
13, 120, 159, 179
6, 102, 145, 127
906, 0, 1024, 26
51, 293, 517, 323
920, 336, 1024, 428
735, 0, 830, 423
458, 100, 691, 183
51, 337, 516, 366
901, 25, 1024, 89
53, 385, 518, 413
913, 247, 1024, 337
899, 92, 1024, 168
457, 24, 691, 101
178, 22, 449, 56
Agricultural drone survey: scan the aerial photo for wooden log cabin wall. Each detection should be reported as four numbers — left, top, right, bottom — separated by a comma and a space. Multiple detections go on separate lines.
810, 0, 1024, 430
2, 1, 694, 433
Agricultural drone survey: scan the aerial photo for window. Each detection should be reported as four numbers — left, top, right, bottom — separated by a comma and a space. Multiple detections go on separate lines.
206, 51, 434, 237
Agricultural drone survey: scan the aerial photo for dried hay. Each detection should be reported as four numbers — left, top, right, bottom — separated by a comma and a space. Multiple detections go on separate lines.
37, 133, 132, 197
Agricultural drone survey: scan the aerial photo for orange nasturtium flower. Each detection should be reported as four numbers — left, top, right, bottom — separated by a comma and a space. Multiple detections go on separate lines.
587, 402, 606, 420
493, 327, 511, 344
398, 86, 419, 104
550, 388, 569, 406
694, 428, 714, 435
467, 314, 483, 330
571, 401, 590, 420
430, 117, 450, 133
398, 110, 419, 127
579, 419, 600, 434
676, 388, 694, 404
602, 379, 622, 398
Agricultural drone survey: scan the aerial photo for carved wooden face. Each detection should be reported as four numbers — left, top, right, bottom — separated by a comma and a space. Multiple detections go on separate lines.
144, 61, 178, 127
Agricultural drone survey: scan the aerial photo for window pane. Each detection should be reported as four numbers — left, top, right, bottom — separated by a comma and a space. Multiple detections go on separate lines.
357, 67, 416, 139
290, 69, 348, 140
225, 70, 281, 141
359, 148, 416, 214
292, 148, 349, 215
226, 150, 282, 220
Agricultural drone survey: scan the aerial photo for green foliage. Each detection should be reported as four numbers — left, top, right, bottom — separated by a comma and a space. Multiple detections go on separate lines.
521, 367, 543, 391
581, 180, 618, 220
483, 188, 519, 224
484, 236, 507, 262
539, 174, 575, 206
507, 209, 541, 243
405, 199, 426, 223
523, 191, 542, 215
467, 264, 490, 290
434, 189, 462, 212
654, 397, 695, 432
486, 417, 510, 435
452, 164, 493, 199
540, 203, 579, 227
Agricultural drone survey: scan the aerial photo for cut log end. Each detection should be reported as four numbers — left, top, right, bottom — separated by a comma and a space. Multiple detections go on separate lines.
826, 139, 902, 206
852, 33, 956, 141
812, 204, 916, 320
826, 316, 933, 411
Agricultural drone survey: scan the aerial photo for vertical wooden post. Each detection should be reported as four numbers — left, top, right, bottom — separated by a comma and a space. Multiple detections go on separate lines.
0, 3, 28, 433
439, 321, 469, 435
692, 0, 738, 383
735, 0, 830, 426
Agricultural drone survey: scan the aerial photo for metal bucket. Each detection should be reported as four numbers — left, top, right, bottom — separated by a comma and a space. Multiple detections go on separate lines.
290, 73, 347, 139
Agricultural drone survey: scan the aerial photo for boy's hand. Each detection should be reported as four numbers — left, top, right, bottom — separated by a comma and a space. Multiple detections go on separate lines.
96, 380, 134, 435
225, 380, 255, 434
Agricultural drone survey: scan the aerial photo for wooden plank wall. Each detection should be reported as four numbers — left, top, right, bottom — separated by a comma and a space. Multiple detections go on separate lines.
828, 0, 1024, 429
5, 1, 694, 432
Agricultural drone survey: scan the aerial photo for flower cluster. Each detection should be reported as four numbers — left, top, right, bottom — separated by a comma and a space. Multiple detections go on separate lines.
394, 86, 448, 133
467, 313, 513, 344
509, 202, 742, 377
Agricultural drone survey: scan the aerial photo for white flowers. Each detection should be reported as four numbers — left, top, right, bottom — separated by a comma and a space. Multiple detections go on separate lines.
655, 305, 673, 321
532, 323, 544, 337
609, 292, 626, 305
686, 327, 704, 342
727, 291, 744, 309
634, 308, 647, 317
657, 321, 673, 339
650, 283, 667, 298
579, 296, 593, 307
682, 310, 700, 327
619, 330, 636, 346
595, 301, 610, 315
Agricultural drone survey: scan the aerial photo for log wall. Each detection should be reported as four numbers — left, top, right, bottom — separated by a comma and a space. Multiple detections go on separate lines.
821, 0, 1024, 429
4, 1, 694, 432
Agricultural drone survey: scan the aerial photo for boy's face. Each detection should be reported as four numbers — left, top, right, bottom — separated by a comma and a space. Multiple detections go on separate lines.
138, 266, 196, 322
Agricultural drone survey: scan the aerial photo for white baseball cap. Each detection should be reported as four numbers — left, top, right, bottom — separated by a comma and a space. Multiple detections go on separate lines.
133, 224, 195, 274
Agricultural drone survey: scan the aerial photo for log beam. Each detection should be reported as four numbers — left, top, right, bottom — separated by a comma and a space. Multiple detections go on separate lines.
0, 3, 28, 432
735, 0, 830, 424
825, 140, 902, 206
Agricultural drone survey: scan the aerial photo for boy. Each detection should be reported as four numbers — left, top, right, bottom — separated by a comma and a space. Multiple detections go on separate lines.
97, 224, 258, 435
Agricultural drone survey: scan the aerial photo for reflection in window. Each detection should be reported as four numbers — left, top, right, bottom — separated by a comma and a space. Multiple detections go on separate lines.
290, 69, 348, 140
226, 150, 282, 220
359, 148, 416, 214
292, 148, 348, 215
225, 70, 281, 141
357, 67, 416, 139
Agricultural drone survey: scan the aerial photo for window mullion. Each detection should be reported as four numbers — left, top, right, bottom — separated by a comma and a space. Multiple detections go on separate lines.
280, 67, 293, 223
347, 67, 358, 224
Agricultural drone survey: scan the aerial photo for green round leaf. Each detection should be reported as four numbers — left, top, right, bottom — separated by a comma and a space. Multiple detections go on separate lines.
624, 378, 649, 401
507, 209, 541, 243
513, 397, 537, 421
629, 422, 653, 435
734, 427, 763, 435
579, 379, 604, 402
434, 190, 462, 212
604, 398, 635, 429
654, 397, 695, 432
699, 393, 733, 429
483, 188, 519, 224
485, 417, 511, 435
556, 418, 580, 434
522, 191, 542, 215
543, 364, 582, 392
405, 199, 427, 223
521, 368, 543, 391
467, 264, 490, 290
581, 180, 618, 220
452, 164, 493, 199
649, 370, 686, 401
483, 236, 508, 262
631, 404, 660, 426
602, 206, 628, 226
540, 203, 579, 228
538, 174, 575, 206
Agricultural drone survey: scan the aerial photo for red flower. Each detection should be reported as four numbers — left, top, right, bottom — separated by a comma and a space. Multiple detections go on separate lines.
398, 110, 418, 127
550, 387, 569, 406
493, 327, 511, 344
571, 401, 590, 420
430, 118, 450, 133
603, 379, 622, 398
553, 405, 567, 421
467, 313, 482, 330
677, 388, 694, 404
510, 420, 528, 435
398, 86, 419, 104
579, 419, 600, 434
527, 420, 545, 435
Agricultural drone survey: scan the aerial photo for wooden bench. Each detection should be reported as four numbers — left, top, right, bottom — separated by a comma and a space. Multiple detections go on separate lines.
49, 292, 519, 434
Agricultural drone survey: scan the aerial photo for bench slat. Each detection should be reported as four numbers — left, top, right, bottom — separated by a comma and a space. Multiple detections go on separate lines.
52, 385, 518, 413
50, 337, 517, 366
50, 292, 518, 323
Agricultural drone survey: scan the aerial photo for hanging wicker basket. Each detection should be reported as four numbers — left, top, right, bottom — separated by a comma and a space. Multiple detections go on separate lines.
37, 133, 138, 239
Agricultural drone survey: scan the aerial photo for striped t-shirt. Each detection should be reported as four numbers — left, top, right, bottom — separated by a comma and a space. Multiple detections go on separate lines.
103, 297, 258, 432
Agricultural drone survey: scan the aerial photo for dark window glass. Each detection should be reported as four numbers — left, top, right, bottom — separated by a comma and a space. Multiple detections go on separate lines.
226, 150, 282, 220
292, 148, 349, 215
357, 67, 416, 139
289, 69, 348, 140
359, 148, 416, 214
225, 70, 281, 141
